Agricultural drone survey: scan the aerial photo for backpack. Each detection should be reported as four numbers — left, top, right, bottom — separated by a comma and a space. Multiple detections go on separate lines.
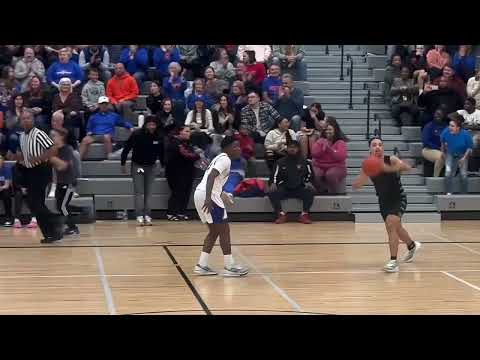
234, 179, 266, 198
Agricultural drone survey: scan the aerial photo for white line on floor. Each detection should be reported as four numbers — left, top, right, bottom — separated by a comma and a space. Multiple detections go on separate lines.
234, 248, 302, 313
93, 245, 117, 315
442, 271, 480, 292
427, 232, 480, 256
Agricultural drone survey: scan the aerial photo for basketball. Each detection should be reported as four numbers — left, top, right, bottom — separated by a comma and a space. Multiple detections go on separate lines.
362, 156, 384, 177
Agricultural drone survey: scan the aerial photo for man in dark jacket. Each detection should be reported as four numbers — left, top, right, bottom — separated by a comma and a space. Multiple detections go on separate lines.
121, 116, 164, 226
268, 140, 314, 224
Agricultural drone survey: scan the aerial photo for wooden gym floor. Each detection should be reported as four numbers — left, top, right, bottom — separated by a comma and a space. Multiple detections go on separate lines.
0, 220, 480, 315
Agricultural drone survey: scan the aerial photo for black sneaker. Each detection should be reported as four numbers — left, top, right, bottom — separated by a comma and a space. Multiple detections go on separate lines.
3, 220, 13, 227
64, 227, 80, 236
41, 236, 63, 244
177, 214, 190, 221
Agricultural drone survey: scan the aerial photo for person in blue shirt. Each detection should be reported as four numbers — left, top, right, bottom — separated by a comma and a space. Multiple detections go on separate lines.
186, 78, 214, 110
453, 45, 476, 83
422, 107, 447, 177
262, 63, 282, 105
79, 96, 134, 159
119, 45, 149, 87
153, 45, 181, 79
162, 62, 187, 123
0, 154, 13, 226
46, 48, 84, 90
440, 115, 474, 194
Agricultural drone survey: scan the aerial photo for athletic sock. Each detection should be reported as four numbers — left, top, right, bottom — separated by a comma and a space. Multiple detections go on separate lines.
407, 241, 416, 251
390, 256, 397, 261
198, 252, 210, 267
224, 254, 234, 267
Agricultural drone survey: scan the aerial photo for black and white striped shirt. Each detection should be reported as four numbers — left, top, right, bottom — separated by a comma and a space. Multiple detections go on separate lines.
19, 127, 54, 168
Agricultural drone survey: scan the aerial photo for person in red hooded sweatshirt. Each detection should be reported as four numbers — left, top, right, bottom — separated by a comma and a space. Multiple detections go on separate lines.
242, 51, 266, 89
106, 63, 139, 121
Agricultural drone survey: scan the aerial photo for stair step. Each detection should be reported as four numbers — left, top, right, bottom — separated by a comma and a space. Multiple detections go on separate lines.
304, 95, 383, 104
308, 82, 379, 90
347, 186, 429, 193
353, 203, 437, 212
307, 77, 376, 82
350, 194, 433, 204
308, 68, 372, 77
346, 175, 425, 186
355, 212, 441, 223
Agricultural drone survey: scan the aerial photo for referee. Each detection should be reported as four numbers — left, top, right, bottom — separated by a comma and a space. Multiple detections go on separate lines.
16, 109, 62, 243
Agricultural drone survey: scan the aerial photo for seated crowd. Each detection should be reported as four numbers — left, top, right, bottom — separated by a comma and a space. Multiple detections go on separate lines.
384, 45, 480, 194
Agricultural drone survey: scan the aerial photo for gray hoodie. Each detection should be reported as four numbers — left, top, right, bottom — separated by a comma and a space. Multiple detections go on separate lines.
81, 80, 105, 108
178, 45, 199, 63
14, 58, 46, 91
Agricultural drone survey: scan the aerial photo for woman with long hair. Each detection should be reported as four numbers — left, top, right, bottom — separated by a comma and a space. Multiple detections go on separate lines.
204, 66, 229, 101
211, 95, 235, 135
264, 117, 297, 174
298, 102, 326, 158
185, 96, 214, 150
310, 116, 349, 194
4, 94, 25, 158
22, 75, 52, 128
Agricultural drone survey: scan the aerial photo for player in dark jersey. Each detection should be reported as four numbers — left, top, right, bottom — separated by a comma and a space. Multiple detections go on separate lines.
352, 137, 421, 273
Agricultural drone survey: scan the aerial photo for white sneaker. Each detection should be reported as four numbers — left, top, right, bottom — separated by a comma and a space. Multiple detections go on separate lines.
48, 184, 56, 198
402, 241, 422, 263
144, 216, 152, 226
136, 216, 144, 226
194, 264, 218, 276
223, 264, 249, 277
73, 192, 79, 198
446, 193, 452, 196
383, 260, 399, 273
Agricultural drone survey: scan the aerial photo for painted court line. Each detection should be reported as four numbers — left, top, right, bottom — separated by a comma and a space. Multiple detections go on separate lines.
234, 248, 303, 313
442, 271, 480, 293
91, 239, 117, 316
426, 232, 480, 256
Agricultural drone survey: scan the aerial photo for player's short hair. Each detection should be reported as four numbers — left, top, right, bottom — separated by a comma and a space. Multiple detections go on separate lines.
221, 135, 236, 149
368, 136, 383, 146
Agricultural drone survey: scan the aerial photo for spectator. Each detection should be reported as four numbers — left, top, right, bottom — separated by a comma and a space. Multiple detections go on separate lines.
267, 140, 314, 224
119, 45, 148, 86
233, 125, 255, 160
298, 102, 326, 158
50, 110, 78, 150
243, 51, 266, 87
79, 45, 112, 81
0, 154, 13, 226
240, 90, 281, 143
272, 45, 307, 81
418, 76, 464, 126
310, 116, 348, 194
46, 48, 84, 90
212, 95, 236, 135
79, 96, 134, 159
384, 54, 403, 104
0, 46, 13, 71
441, 116, 473, 195
146, 81, 165, 116
185, 96, 214, 150
204, 66, 229, 101
153, 45, 181, 79
453, 45, 476, 84
408, 45, 428, 85
106, 63, 139, 120
458, 97, 480, 149
157, 98, 178, 134
186, 78, 214, 110
4, 94, 25, 157
51, 78, 83, 134
467, 69, 480, 108
237, 45, 272, 65
264, 118, 297, 173
121, 116, 164, 226
273, 73, 304, 132
0, 79, 12, 108
224, 45, 238, 63
22, 75, 52, 128
44, 45, 66, 67
164, 126, 200, 221
162, 62, 187, 117
196, 45, 216, 69
81, 68, 106, 115
209, 48, 236, 83
390, 66, 420, 126
432, 65, 467, 100
178, 45, 201, 80
387, 45, 412, 63
262, 63, 282, 105
2, 66, 20, 94
426, 45, 451, 80
229, 80, 248, 115
422, 107, 447, 177
14, 47, 46, 92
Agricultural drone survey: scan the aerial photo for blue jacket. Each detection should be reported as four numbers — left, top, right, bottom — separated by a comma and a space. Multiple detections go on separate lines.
453, 53, 476, 79
120, 47, 149, 75
46, 60, 84, 86
422, 121, 446, 150
440, 128, 474, 157
153, 47, 181, 77
162, 77, 187, 102
86, 111, 133, 135
262, 76, 282, 102
186, 93, 214, 110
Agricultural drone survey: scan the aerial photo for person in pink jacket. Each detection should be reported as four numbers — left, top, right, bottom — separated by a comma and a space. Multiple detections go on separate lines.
310, 117, 348, 194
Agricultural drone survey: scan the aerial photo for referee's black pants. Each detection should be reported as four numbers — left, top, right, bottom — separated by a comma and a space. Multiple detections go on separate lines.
24, 163, 61, 239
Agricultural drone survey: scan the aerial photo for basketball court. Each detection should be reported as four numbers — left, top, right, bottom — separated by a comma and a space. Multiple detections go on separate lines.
1, 220, 479, 315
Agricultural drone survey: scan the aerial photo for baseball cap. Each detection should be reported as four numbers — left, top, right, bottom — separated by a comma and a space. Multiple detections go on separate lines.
98, 96, 110, 104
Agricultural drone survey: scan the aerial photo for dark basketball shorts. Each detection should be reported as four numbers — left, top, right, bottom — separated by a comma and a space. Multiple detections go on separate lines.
379, 194, 407, 221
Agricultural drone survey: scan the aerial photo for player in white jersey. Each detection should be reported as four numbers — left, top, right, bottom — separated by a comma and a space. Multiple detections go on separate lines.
193, 136, 249, 277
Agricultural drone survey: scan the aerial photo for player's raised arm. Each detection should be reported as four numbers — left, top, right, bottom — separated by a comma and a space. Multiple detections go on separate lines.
352, 170, 370, 190
384, 155, 411, 174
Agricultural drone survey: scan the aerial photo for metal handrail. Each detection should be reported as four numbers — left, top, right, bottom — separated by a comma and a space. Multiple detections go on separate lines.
365, 89, 371, 139
339, 45, 345, 80
346, 54, 353, 109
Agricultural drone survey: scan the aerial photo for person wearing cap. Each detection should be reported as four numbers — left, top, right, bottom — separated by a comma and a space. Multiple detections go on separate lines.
46, 48, 84, 90
120, 116, 164, 226
79, 96, 134, 159
106, 63, 139, 120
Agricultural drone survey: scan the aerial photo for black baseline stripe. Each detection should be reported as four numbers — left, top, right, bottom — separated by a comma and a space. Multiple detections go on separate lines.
162, 245, 212, 316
